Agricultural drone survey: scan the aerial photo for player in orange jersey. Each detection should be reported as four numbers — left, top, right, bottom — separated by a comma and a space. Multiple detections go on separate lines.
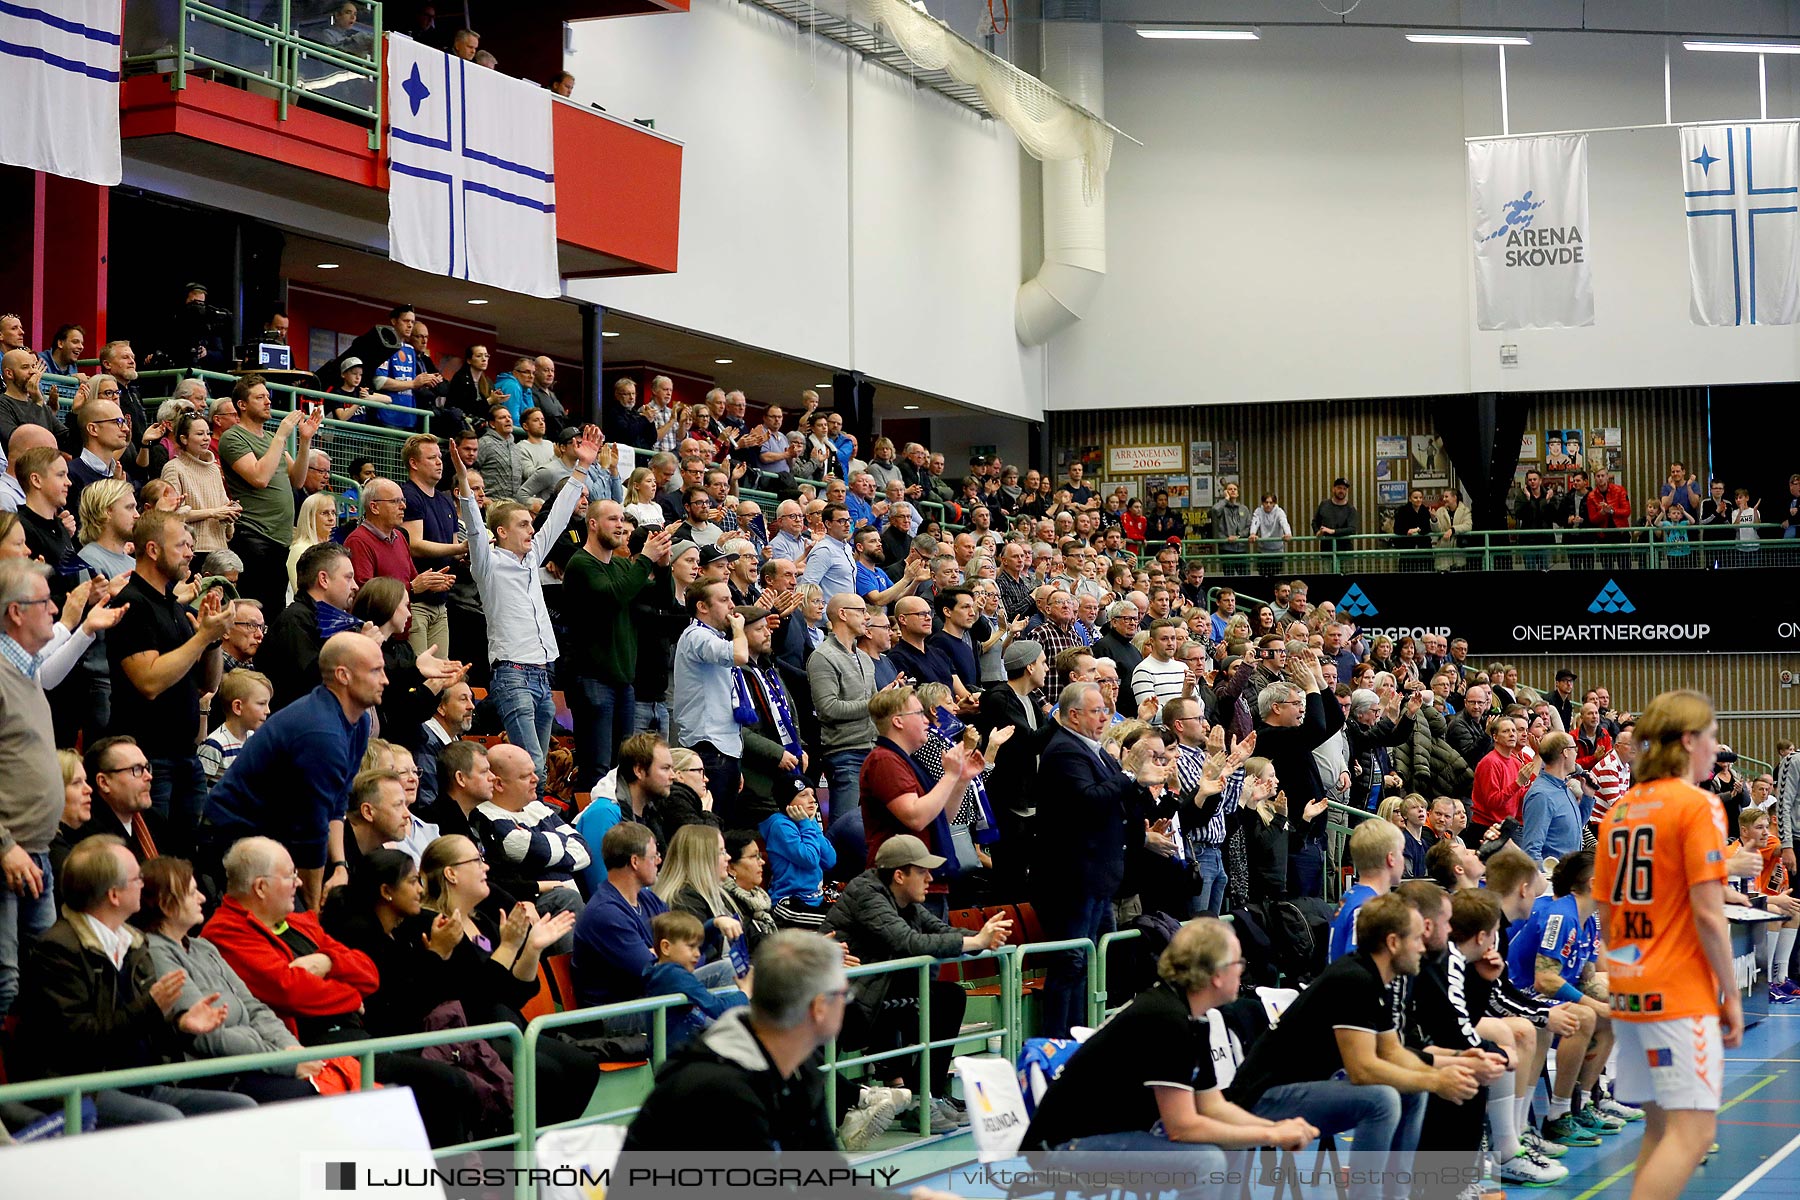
1595, 689, 1739, 1200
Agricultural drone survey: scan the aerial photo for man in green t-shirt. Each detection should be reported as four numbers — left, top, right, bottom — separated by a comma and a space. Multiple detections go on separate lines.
219, 374, 322, 617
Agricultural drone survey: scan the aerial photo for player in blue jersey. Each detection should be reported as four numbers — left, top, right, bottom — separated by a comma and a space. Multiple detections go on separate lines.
1329, 818, 1405, 962
1504, 851, 1636, 1146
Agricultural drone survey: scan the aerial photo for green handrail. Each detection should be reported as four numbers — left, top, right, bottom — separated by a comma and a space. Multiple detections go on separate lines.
124, 0, 385, 149
0, 1020, 525, 1157
0, 940, 1095, 1174
1171, 526, 1791, 573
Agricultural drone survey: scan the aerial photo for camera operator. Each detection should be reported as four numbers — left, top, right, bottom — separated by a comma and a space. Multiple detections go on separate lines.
170, 283, 232, 373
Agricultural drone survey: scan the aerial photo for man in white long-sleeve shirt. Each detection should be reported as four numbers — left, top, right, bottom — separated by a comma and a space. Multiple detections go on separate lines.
452, 423, 601, 785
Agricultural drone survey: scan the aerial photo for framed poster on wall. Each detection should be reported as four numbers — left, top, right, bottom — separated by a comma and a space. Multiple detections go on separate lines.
1108, 444, 1187, 475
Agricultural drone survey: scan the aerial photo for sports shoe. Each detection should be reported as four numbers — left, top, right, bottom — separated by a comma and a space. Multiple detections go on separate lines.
1775, 977, 1800, 995
1521, 1129, 1567, 1159
928, 1096, 970, 1133
864, 1085, 914, 1110
1542, 1114, 1601, 1148
840, 1092, 899, 1151
1499, 1151, 1569, 1187
1597, 1096, 1644, 1122
1574, 1103, 1624, 1136
1771, 984, 1799, 1005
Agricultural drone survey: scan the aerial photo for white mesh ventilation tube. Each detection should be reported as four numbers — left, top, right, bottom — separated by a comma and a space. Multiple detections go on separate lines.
847, 0, 1115, 199
845, 0, 1111, 345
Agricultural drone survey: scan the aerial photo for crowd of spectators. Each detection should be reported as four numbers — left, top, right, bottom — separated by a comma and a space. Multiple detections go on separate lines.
4, 299, 1799, 1186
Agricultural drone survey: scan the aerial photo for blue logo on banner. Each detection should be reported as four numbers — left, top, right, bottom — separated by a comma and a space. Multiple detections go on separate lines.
1588, 580, 1636, 614
1338, 583, 1378, 618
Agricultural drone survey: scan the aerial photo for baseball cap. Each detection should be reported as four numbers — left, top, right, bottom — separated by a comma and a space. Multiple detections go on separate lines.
554, 426, 578, 445
340, 356, 363, 371
1715, 745, 1739, 764
697, 544, 732, 567
1333, 476, 1350, 487
873, 834, 946, 871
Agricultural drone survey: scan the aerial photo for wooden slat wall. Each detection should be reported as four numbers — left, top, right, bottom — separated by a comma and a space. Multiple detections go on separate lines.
1052, 387, 1712, 523
1505, 654, 1798, 770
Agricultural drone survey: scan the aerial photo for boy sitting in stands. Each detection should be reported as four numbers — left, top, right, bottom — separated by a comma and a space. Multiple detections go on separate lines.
643, 910, 748, 1047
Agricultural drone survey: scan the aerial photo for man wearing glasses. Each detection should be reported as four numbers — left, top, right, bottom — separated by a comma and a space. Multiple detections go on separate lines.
66, 394, 132, 515
798, 502, 856, 623
220, 599, 265, 673
0, 559, 68, 1018
78, 736, 165, 863
16, 836, 246, 1127
669, 486, 723, 549
1094, 599, 1146, 714
1254, 649, 1341, 899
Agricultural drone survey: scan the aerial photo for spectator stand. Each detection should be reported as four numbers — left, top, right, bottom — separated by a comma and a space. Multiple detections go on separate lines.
1175, 528, 1794, 573
122, 0, 385, 146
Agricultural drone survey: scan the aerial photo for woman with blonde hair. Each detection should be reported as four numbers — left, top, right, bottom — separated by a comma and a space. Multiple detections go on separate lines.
161, 411, 239, 552
653, 823, 749, 977
286, 490, 338, 600
50, 749, 93, 879
624, 466, 665, 528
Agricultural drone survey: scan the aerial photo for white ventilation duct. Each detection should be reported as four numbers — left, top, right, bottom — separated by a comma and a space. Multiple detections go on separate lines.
1016, 0, 1105, 346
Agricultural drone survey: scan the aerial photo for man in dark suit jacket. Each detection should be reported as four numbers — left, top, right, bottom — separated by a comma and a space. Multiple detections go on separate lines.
975, 641, 1055, 898
1029, 680, 1169, 1039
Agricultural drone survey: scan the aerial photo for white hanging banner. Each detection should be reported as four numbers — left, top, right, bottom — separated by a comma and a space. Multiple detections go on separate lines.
1468, 134, 1594, 330
0, 0, 122, 186
1681, 123, 1800, 326
386, 34, 560, 298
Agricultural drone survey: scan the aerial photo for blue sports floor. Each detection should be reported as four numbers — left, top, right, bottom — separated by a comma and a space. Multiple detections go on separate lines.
1542, 1011, 1800, 1200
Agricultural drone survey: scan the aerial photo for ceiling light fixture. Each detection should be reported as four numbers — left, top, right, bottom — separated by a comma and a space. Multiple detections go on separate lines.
714, 358, 733, 365
1406, 32, 1531, 46
815, 383, 832, 388
601, 330, 620, 338
1135, 26, 1259, 41
902, 404, 920, 410
1683, 39, 1800, 54
316, 262, 340, 269
466, 299, 489, 305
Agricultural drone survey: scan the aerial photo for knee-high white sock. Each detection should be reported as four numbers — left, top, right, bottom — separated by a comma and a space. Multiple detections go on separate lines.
1773, 927, 1797, 983
1490, 1070, 1522, 1161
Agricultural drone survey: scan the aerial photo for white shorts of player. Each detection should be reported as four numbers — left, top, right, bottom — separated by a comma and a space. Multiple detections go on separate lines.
1611, 1016, 1723, 1112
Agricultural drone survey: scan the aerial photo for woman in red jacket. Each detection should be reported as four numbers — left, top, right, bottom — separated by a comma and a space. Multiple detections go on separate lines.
1120, 497, 1147, 543
200, 835, 483, 1144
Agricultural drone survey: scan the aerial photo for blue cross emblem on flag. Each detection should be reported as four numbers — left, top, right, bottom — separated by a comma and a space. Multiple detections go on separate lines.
385, 35, 560, 298
1682, 123, 1800, 326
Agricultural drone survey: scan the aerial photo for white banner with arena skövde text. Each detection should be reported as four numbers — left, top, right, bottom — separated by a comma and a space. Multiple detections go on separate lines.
1682, 122, 1800, 326
1468, 133, 1594, 330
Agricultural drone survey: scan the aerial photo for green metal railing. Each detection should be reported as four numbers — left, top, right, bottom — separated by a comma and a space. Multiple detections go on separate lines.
0, 1020, 525, 1155
124, 0, 385, 148
0, 943, 1053, 1169
1173, 527, 1796, 573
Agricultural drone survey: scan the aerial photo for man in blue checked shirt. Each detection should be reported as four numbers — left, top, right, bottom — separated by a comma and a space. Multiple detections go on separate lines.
671, 579, 751, 813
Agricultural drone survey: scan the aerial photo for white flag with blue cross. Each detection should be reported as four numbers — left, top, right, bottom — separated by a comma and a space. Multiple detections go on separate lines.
386, 34, 560, 298
1682, 123, 1800, 326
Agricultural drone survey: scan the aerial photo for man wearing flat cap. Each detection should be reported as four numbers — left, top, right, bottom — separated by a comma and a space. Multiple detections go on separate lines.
825, 834, 1011, 1129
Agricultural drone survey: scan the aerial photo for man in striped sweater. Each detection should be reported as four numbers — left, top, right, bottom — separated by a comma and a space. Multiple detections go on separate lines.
1587, 727, 1634, 837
